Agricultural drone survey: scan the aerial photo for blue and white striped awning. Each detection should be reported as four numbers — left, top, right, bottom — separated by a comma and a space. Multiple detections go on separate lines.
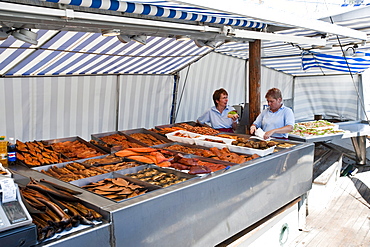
301, 51, 370, 74
0, 30, 212, 76
40, 0, 266, 29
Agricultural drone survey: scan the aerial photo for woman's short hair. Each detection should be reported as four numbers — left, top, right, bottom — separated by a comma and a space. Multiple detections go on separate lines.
265, 88, 282, 100
213, 88, 228, 106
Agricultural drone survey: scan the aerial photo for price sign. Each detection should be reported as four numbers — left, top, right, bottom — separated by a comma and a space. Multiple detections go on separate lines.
0, 178, 17, 203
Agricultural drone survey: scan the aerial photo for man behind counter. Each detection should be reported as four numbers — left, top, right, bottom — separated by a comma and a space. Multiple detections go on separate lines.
250, 87, 294, 139
197, 88, 239, 133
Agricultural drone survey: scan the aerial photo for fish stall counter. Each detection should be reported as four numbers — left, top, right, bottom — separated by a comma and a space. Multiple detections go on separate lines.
11, 139, 314, 246
103, 141, 314, 247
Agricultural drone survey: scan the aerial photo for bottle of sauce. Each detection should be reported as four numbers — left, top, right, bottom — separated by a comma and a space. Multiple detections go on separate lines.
7, 137, 16, 166
0, 136, 8, 167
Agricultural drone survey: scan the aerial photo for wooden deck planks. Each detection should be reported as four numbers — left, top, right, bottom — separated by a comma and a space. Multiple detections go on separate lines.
289, 169, 370, 247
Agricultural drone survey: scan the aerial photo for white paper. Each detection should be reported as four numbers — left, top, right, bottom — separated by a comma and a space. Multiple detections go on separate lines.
252, 128, 271, 141
0, 178, 17, 203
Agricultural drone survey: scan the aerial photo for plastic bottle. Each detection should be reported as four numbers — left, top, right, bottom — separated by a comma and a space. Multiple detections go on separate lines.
0, 136, 8, 167
7, 137, 16, 166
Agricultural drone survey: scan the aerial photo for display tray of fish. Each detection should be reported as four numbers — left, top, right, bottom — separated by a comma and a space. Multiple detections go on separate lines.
121, 128, 172, 146
90, 131, 145, 153
70, 172, 161, 203
16, 140, 69, 168
119, 165, 197, 188
114, 147, 235, 175
35, 155, 142, 182
43, 136, 108, 161
153, 142, 259, 164
175, 122, 219, 135
19, 177, 104, 243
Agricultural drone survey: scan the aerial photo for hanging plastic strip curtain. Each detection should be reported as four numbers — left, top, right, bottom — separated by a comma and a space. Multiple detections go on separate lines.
301, 51, 370, 73
40, 0, 266, 29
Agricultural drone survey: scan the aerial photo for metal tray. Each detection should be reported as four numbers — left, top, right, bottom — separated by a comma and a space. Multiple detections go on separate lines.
175, 121, 212, 128
152, 142, 247, 164
117, 165, 197, 179
115, 165, 198, 187
80, 154, 125, 166
70, 171, 161, 203
154, 123, 176, 130
120, 128, 172, 146
91, 131, 146, 153
43, 136, 108, 159
30, 155, 107, 172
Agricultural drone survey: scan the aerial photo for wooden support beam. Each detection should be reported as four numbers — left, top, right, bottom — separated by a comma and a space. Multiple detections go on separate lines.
248, 39, 261, 130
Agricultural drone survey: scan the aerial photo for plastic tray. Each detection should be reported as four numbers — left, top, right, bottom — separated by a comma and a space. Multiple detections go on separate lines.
165, 130, 202, 145
228, 144, 275, 157
194, 136, 234, 149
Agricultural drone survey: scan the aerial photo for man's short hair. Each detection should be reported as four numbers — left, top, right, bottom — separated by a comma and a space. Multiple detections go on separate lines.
265, 88, 282, 100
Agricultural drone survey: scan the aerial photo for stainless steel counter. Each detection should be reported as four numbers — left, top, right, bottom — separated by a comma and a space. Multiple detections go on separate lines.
104, 142, 314, 247
12, 141, 314, 246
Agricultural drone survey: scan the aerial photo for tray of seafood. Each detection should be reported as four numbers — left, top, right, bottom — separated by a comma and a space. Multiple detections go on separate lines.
15, 140, 69, 167
34, 154, 143, 182
70, 172, 161, 202
19, 176, 105, 244
228, 137, 277, 157
43, 136, 108, 160
118, 165, 197, 188
165, 130, 203, 145
166, 152, 234, 175
91, 131, 145, 153
35, 159, 111, 182
153, 142, 259, 164
194, 135, 235, 149
149, 124, 186, 136
175, 122, 219, 135
121, 128, 172, 146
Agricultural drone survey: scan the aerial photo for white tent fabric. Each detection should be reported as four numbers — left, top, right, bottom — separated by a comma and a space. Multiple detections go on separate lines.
0, 52, 362, 142
0, 74, 174, 141
360, 69, 370, 121
118, 74, 174, 130
0, 76, 117, 141
174, 52, 294, 123
175, 53, 246, 123
293, 75, 359, 121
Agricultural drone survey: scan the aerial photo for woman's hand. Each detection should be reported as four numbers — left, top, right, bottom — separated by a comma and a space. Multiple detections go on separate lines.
250, 125, 256, 134
264, 130, 274, 139
230, 114, 239, 122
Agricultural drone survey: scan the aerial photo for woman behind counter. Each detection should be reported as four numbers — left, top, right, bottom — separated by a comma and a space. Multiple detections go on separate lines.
250, 88, 294, 139
197, 88, 239, 133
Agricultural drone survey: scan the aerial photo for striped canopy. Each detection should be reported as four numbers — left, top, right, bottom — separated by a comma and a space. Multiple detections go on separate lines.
0, 31, 212, 76
40, 0, 266, 29
301, 51, 370, 74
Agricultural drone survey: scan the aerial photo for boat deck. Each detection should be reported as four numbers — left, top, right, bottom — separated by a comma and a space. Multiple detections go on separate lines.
289, 145, 370, 247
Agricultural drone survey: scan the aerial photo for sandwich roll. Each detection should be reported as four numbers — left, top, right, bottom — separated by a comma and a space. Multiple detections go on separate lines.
227, 111, 238, 119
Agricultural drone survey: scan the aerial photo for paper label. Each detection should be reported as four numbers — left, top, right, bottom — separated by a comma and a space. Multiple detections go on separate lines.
0, 179, 17, 203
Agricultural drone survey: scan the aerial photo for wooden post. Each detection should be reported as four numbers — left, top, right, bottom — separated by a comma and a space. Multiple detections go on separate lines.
248, 39, 261, 132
